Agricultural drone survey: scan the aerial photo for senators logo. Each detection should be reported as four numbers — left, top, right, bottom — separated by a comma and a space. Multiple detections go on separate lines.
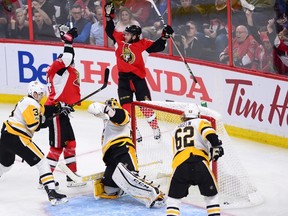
121, 43, 135, 64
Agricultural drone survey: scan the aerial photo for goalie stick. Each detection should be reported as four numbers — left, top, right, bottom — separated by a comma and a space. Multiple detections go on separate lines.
58, 159, 163, 183
49, 68, 109, 119
146, 0, 198, 83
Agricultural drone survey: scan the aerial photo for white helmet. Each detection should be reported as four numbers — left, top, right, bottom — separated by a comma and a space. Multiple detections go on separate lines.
183, 103, 200, 119
28, 81, 45, 102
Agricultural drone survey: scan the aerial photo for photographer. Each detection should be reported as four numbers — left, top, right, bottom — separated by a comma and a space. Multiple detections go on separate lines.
173, 21, 207, 60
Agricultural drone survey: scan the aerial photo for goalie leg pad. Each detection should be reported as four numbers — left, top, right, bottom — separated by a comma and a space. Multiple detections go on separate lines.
112, 162, 165, 208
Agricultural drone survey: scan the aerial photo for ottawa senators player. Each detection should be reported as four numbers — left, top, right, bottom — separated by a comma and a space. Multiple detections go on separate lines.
104, 2, 174, 143
44, 26, 86, 188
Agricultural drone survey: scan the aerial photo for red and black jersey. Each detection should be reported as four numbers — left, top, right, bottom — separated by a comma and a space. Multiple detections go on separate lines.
106, 19, 166, 79
45, 59, 81, 106
113, 31, 154, 78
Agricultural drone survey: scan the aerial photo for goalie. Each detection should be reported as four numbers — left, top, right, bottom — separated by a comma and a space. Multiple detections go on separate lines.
87, 98, 165, 208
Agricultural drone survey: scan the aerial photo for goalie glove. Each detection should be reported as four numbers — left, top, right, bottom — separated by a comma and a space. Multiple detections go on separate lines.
161, 25, 174, 39
56, 102, 74, 116
88, 102, 113, 119
104, 2, 115, 19
210, 140, 224, 162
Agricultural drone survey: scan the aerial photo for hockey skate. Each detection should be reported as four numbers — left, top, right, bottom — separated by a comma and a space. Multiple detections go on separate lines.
153, 127, 161, 140
44, 185, 68, 206
67, 175, 87, 188
136, 127, 142, 142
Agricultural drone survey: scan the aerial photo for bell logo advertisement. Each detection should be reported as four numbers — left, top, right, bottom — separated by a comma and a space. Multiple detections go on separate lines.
1, 43, 287, 139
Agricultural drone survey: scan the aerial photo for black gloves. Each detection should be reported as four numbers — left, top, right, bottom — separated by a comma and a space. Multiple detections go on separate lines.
104, 2, 115, 19
59, 26, 78, 43
56, 102, 75, 116
162, 25, 174, 39
210, 140, 224, 162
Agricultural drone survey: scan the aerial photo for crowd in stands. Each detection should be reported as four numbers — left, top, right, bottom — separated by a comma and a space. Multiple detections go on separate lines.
0, 0, 287, 76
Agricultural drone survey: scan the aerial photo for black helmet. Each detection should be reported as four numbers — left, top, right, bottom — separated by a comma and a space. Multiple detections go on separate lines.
125, 25, 142, 36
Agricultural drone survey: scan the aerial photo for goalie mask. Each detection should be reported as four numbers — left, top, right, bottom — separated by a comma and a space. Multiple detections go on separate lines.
105, 98, 121, 109
28, 81, 45, 102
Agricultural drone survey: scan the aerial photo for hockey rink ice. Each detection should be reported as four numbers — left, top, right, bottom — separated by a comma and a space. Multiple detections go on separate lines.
0, 103, 287, 216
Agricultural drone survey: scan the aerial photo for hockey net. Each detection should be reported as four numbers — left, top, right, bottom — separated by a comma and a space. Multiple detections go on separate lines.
131, 101, 263, 209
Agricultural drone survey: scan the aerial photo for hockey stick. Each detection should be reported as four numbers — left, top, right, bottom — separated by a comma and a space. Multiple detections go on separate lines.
58, 159, 163, 183
71, 67, 109, 107
58, 162, 104, 182
49, 68, 109, 119
146, 0, 198, 83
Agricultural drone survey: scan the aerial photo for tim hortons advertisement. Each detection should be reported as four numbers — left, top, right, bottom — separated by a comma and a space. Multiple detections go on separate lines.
0, 43, 287, 138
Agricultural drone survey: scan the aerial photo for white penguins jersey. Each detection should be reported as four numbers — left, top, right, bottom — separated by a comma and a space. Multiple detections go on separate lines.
101, 109, 131, 155
171, 118, 216, 169
4, 96, 44, 139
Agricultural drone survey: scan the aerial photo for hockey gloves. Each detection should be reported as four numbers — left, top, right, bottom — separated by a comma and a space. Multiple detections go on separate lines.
104, 2, 115, 19
59, 26, 78, 44
56, 102, 75, 116
210, 140, 224, 162
162, 25, 174, 39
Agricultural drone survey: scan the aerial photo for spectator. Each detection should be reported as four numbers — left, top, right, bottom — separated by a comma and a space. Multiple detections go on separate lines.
171, 0, 205, 35
90, 6, 104, 46
115, 7, 140, 32
219, 25, 258, 69
123, 0, 152, 27
32, 0, 55, 25
9, 7, 29, 39
142, 0, 168, 40
69, 4, 91, 44
244, 0, 276, 28
0, 4, 8, 38
174, 21, 208, 60
33, 9, 58, 41
267, 18, 288, 75
245, 9, 275, 73
49, 0, 69, 25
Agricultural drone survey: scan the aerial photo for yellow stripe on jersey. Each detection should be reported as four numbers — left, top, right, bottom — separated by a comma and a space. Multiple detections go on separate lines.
102, 136, 134, 155
4, 121, 31, 139
172, 147, 209, 169
127, 145, 139, 171
198, 120, 216, 139
19, 136, 44, 159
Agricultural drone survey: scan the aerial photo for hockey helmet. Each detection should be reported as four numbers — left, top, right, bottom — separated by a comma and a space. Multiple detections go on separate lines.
183, 103, 200, 119
124, 25, 142, 37
28, 81, 45, 102
105, 98, 121, 109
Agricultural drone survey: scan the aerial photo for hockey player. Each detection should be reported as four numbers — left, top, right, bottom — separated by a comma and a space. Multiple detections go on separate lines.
104, 2, 174, 142
166, 104, 224, 216
87, 98, 165, 208
0, 81, 69, 205
44, 25, 86, 188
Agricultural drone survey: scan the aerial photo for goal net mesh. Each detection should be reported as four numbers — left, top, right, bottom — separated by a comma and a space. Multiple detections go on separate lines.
131, 101, 263, 209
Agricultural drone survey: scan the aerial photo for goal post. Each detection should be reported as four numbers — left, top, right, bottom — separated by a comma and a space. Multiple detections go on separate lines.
130, 101, 263, 209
